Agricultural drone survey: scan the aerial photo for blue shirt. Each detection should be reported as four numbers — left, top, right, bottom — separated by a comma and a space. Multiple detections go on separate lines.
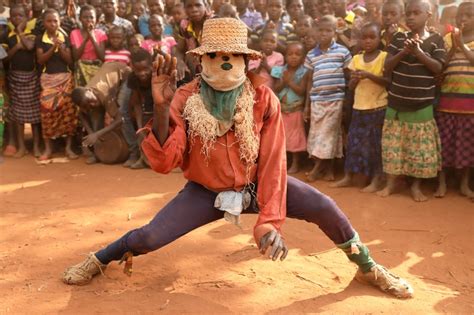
239, 9, 264, 31
304, 41, 351, 102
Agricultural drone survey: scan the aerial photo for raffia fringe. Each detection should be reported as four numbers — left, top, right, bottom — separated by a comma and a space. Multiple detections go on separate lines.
182, 79, 259, 170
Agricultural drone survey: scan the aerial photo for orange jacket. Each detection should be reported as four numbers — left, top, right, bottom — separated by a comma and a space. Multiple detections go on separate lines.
141, 73, 287, 244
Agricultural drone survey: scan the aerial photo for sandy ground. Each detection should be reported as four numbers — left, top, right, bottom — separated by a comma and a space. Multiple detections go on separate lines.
1, 156, 473, 314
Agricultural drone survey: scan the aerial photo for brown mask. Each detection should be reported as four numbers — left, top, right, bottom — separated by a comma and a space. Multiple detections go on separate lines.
200, 52, 246, 91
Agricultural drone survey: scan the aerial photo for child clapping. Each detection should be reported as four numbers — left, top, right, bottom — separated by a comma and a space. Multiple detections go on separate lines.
273, 42, 308, 174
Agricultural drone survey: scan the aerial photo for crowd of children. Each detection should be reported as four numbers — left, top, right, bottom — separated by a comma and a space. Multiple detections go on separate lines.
0, 0, 472, 202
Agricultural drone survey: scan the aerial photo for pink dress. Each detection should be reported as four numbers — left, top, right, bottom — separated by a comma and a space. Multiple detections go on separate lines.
141, 37, 177, 55
274, 65, 307, 153
282, 112, 306, 152
70, 29, 107, 60
248, 51, 284, 90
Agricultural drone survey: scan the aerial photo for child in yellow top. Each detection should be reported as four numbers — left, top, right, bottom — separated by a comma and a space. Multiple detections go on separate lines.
331, 22, 389, 192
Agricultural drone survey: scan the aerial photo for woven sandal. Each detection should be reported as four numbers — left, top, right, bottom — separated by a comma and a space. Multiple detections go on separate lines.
62, 253, 106, 285
355, 264, 414, 299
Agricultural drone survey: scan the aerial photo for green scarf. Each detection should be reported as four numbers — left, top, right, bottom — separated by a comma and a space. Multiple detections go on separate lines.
200, 79, 244, 124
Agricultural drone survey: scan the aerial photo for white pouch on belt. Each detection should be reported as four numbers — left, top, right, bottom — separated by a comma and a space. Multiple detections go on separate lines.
214, 190, 251, 227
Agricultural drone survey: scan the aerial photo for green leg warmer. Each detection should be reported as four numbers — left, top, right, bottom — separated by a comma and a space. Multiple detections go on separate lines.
337, 232, 376, 273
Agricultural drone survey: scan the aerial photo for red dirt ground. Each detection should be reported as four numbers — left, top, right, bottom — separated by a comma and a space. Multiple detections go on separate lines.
1, 156, 473, 314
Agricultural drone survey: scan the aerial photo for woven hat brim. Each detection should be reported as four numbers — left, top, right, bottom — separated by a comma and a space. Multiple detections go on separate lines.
187, 46, 262, 60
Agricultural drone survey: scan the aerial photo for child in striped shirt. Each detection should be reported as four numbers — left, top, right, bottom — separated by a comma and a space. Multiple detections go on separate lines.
378, 0, 446, 202
435, 2, 474, 199
304, 15, 352, 182
104, 26, 131, 65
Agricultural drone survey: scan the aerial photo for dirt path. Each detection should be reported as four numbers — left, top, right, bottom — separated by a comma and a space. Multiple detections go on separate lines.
1, 156, 473, 314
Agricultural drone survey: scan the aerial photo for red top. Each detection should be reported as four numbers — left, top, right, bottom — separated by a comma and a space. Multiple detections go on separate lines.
70, 29, 107, 61
141, 73, 288, 244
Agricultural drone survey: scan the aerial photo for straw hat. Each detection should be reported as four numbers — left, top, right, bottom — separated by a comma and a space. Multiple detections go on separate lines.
187, 18, 261, 60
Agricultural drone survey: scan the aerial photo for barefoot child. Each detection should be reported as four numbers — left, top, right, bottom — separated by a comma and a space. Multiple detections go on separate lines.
36, 9, 78, 160
331, 22, 389, 192
273, 42, 308, 174
5, 5, 42, 158
379, 0, 446, 202
435, 2, 474, 199
304, 15, 352, 181
70, 5, 107, 86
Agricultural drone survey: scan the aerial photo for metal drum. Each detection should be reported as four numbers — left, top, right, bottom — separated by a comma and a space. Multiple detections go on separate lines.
94, 129, 129, 164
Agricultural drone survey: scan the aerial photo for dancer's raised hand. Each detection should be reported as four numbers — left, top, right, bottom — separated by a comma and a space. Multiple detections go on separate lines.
152, 53, 177, 108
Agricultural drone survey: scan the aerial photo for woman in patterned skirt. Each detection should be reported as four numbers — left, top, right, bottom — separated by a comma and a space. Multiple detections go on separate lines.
36, 9, 78, 160
5, 5, 42, 158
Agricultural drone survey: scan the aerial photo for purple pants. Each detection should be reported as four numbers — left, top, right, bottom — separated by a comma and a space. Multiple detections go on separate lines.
95, 176, 355, 264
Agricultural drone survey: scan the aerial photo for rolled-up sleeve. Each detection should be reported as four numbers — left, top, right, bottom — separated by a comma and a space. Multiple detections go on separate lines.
253, 88, 288, 245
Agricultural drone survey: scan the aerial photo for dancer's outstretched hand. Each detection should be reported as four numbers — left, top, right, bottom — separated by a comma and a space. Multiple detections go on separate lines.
152, 53, 177, 107
259, 230, 289, 261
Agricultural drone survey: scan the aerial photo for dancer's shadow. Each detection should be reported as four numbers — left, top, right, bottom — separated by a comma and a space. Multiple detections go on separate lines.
267, 278, 387, 314
58, 269, 236, 314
